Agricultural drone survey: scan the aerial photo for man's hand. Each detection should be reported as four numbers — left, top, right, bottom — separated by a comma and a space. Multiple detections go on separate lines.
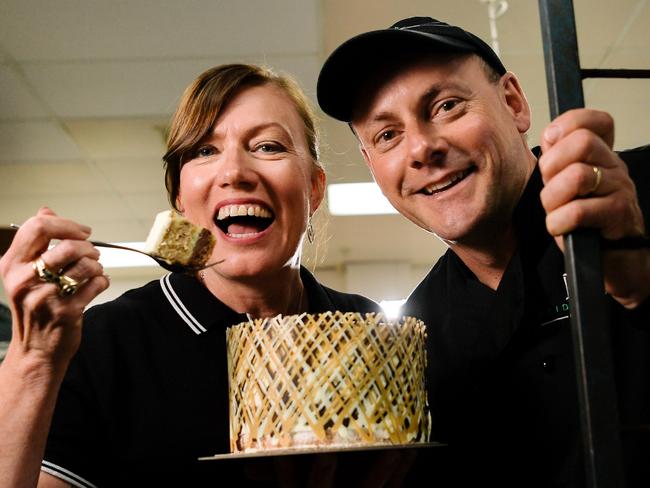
539, 108, 649, 309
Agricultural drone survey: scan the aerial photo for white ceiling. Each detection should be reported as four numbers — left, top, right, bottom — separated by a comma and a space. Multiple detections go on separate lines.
1, 0, 648, 271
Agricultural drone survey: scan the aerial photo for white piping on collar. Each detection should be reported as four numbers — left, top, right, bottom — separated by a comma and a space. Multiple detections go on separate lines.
41, 460, 99, 488
159, 274, 207, 335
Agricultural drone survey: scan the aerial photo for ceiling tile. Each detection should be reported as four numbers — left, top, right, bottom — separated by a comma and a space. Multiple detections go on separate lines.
94, 157, 167, 194
22, 55, 320, 118
22, 60, 205, 118
575, 0, 643, 66
584, 79, 650, 149
0, 0, 320, 61
64, 118, 168, 159
618, 0, 650, 47
0, 192, 132, 227
0, 64, 49, 119
0, 121, 82, 161
120, 191, 172, 220
0, 160, 107, 196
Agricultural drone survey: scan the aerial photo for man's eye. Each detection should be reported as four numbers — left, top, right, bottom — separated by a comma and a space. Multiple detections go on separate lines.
379, 130, 395, 142
440, 100, 458, 112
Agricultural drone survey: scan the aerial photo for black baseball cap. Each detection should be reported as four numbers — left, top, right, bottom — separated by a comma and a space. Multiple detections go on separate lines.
317, 16, 507, 122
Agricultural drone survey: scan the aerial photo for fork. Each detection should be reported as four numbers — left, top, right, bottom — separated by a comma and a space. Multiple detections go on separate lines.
85, 240, 224, 274
8, 224, 223, 274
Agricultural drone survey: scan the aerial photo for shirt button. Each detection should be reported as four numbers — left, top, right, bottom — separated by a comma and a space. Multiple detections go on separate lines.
542, 356, 555, 374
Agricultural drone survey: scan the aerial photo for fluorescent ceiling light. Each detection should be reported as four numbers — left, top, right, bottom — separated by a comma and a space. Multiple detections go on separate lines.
327, 182, 398, 216
97, 242, 156, 269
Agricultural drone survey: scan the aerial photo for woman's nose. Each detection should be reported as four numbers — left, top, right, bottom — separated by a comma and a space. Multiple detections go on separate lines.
217, 148, 257, 189
407, 124, 448, 169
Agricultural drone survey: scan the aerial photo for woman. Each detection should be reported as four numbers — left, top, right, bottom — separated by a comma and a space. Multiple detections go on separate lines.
0, 64, 380, 486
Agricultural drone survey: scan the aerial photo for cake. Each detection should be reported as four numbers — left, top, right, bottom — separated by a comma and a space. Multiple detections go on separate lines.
226, 311, 430, 453
144, 210, 216, 268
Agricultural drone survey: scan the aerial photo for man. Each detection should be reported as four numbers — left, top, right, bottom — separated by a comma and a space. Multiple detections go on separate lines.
317, 17, 649, 487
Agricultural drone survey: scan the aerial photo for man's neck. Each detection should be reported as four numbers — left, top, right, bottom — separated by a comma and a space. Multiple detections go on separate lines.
451, 224, 518, 290
449, 146, 537, 290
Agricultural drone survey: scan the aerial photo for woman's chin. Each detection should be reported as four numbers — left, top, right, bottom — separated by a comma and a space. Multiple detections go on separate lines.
215, 255, 291, 280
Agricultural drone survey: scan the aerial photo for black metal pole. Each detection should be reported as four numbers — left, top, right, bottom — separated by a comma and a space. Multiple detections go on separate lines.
538, 1, 626, 487
581, 68, 650, 79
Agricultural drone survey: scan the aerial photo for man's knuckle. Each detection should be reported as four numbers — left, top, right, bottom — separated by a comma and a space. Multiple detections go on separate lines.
601, 111, 614, 129
570, 204, 585, 226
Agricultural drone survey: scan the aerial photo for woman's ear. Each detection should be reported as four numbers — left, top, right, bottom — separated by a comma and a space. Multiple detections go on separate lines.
309, 167, 326, 215
175, 195, 184, 214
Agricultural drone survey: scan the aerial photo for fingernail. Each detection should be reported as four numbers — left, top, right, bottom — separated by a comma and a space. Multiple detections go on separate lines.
81, 225, 92, 235
544, 124, 562, 144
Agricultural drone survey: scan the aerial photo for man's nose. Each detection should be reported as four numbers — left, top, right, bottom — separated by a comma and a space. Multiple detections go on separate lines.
407, 123, 447, 169
217, 148, 257, 189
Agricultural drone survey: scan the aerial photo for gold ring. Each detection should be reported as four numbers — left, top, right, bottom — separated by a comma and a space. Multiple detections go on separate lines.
57, 274, 80, 297
33, 257, 59, 284
32, 258, 80, 296
588, 166, 603, 195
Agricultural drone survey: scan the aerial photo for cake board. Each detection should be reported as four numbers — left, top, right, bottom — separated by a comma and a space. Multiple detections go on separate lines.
199, 441, 445, 461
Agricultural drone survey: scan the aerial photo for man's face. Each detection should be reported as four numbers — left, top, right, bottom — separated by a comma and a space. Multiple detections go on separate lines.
351, 55, 534, 246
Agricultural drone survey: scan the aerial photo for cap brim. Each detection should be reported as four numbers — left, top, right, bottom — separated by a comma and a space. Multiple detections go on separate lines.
317, 29, 475, 122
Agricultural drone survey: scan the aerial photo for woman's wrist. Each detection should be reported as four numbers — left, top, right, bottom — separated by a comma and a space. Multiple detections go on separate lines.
3, 342, 70, 390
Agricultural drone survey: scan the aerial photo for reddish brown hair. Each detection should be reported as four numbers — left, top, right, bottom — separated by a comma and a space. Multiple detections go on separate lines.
163, 64, 321, 210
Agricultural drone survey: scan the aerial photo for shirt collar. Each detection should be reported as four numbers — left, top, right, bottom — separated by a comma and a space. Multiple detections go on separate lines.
512, 146, 551, 253
159, 266, 334, 336
159, 273, 246, 335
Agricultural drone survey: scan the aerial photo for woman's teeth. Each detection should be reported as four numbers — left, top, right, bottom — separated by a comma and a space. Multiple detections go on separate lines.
228, 232, 261, 239
215, 203, 274, 237
422, 168, 472, 195
217, 204, 272, 220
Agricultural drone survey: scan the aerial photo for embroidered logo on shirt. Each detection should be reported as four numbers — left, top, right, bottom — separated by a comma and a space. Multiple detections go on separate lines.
540, 273, 571, 326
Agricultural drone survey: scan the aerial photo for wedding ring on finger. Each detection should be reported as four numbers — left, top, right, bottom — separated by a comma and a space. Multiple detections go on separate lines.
588, 166, 603, 195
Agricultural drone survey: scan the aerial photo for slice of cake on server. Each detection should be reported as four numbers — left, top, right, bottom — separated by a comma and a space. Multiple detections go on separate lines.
144, 210, 216, 268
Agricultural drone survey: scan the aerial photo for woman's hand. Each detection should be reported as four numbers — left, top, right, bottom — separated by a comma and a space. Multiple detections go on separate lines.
0, 208, 109, 487
539, 109, 649, 309
0, 207, 109, 370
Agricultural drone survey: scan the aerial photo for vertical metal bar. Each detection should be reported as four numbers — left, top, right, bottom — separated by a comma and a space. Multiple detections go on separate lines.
538, 1, 626, 487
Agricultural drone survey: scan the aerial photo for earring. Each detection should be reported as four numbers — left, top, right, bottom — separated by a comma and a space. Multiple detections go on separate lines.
307, 217, 315, 244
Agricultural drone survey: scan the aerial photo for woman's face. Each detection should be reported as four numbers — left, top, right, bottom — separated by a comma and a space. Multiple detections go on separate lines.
177, 83, 324, 280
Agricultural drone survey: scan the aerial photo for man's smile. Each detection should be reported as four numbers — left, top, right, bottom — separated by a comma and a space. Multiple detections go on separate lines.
419, 167, 475, 195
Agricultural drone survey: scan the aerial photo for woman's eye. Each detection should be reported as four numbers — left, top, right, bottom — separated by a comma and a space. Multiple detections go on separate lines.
196, 146, 216, 157
256, 142, 284, 153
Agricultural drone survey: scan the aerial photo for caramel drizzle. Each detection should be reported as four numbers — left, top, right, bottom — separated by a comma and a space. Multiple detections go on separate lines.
226, 312, 430, 452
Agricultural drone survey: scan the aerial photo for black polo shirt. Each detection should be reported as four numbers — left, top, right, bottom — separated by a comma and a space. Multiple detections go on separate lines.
42, 267, 379, 487
403, 146, 650, 487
